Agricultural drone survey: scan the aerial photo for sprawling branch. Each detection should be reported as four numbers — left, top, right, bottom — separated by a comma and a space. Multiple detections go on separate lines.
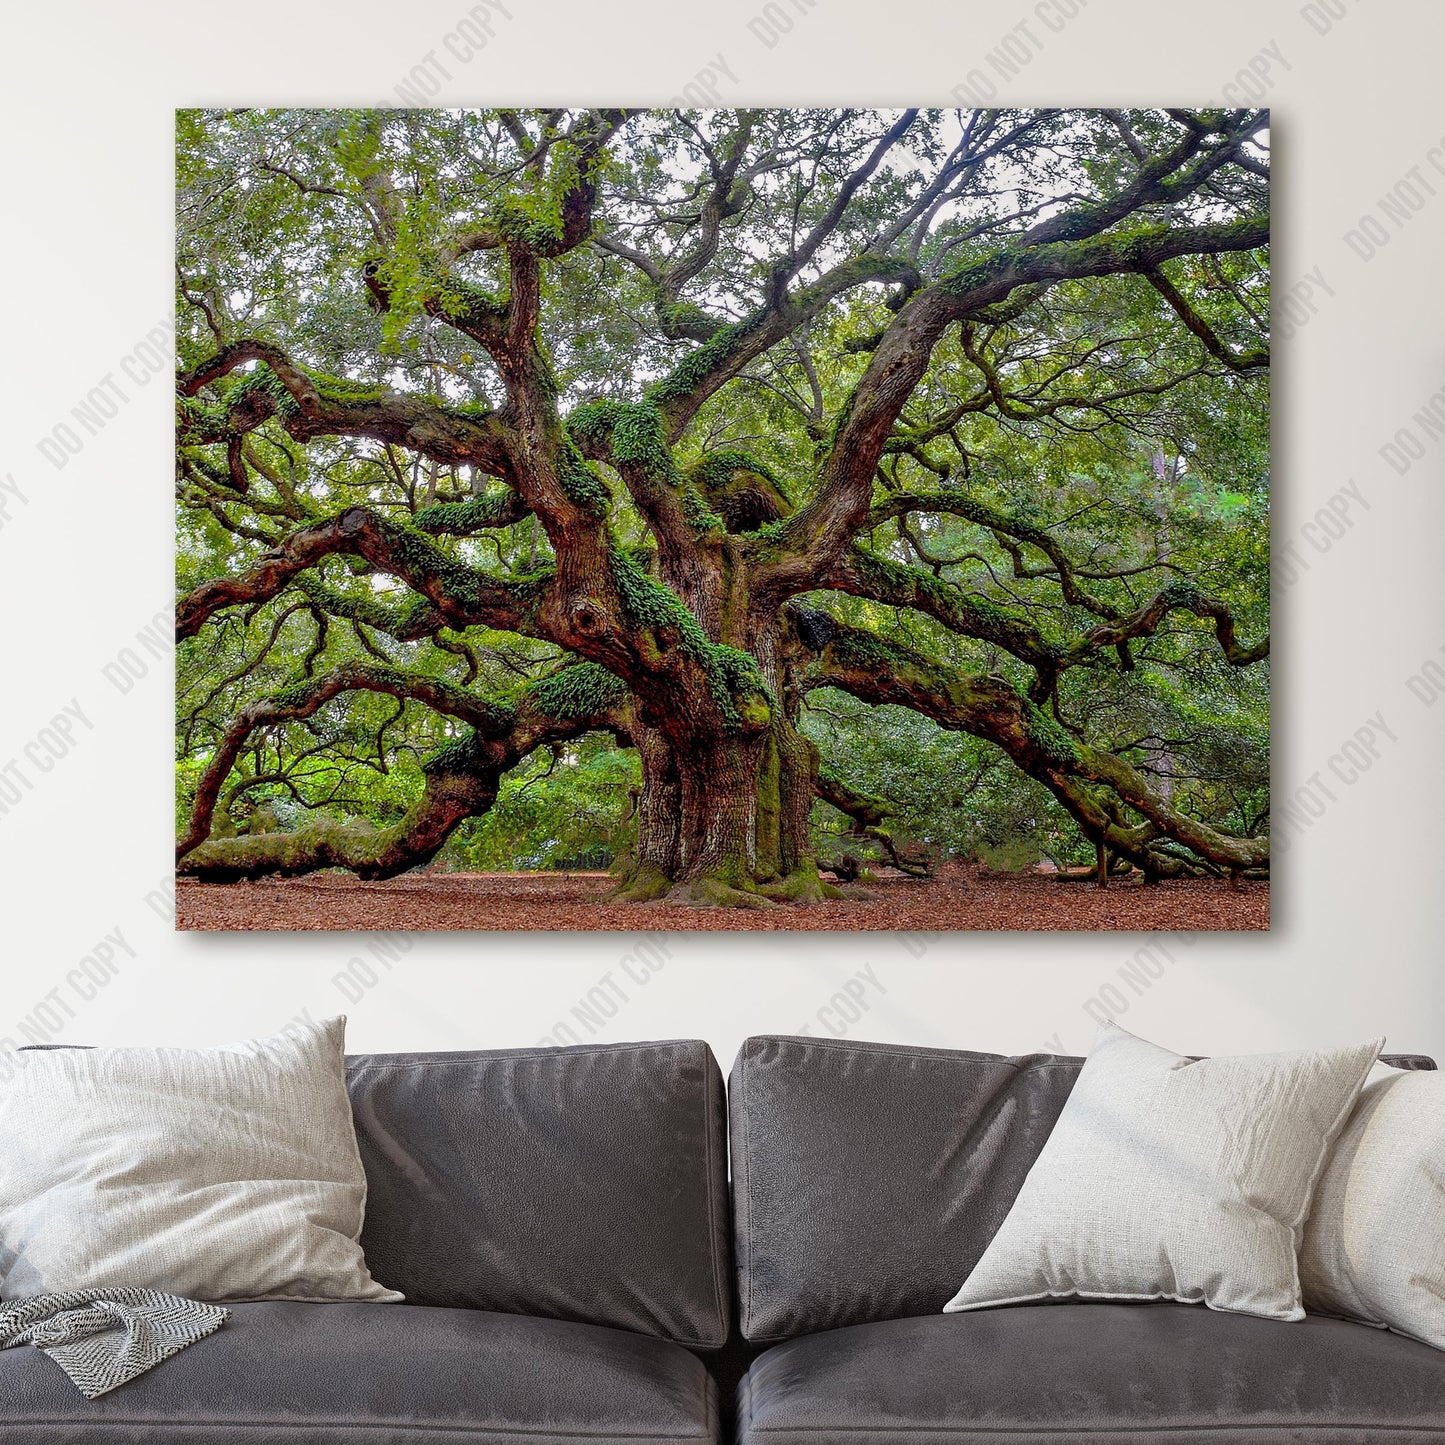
177, 664, 516, 861
859, 492, 1268, 668
1019, 112, 1266, 248
177, 661, 632, 879
1071, 580, 1269, 666
290, 573, 443, 643
794, 610, 1268, 874
770, 110, 919, 300
413, 487, 531, 536
764, 211, 1268, 589
814, 771, 933, 877
1144, 264, 1269, 372
421, 111, 629, 369
177, 342, 517, 478
597, 111, 760, 340
868, 491, 1124, 618
175, 506, 550, 642
440, 122, 635, 553
646, 252, 923, 441
441, 108, 628, 262
821, 545, 1061, 686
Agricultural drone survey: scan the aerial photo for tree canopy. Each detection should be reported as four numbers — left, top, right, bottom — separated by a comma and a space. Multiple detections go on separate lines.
175, 107, 1269, 907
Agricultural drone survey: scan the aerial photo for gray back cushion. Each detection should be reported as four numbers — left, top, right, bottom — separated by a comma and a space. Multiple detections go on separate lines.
348, 1040, 730, 1347
729, 1034, 1435, 1343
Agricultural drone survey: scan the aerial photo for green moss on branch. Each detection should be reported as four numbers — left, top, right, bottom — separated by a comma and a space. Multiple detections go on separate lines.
608, 552, 772, 730
529, 661, 629, 721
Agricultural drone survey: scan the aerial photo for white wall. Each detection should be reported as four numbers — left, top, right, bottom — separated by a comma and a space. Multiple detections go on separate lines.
3, 0, 1442, 1071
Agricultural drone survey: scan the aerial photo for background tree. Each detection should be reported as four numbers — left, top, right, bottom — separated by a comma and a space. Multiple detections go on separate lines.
175, 107, 1270, 907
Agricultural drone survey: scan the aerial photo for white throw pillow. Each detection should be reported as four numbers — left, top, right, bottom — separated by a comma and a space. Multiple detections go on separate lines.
0, 1016, 401, 1303
1299, 1063, 1445, 1346
944, 1021, 1382, 1321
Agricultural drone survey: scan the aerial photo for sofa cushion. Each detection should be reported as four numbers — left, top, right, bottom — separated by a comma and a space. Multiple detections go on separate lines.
729, 1035, 1436, 1343
737, 1303, 1445, 1444
0, 1300, 719, 1444
348, 1040, 730, 1347
730, 1035, 1079, 1341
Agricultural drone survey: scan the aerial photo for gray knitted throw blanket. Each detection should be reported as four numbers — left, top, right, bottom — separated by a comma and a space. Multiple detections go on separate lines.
0, 1289, 230, 1397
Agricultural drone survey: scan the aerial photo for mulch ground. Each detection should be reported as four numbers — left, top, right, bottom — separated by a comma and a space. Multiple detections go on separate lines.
176, 866, 1268, 932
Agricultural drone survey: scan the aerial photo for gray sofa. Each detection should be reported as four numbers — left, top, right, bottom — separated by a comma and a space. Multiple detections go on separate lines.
729, 1035, 1445, 1445
0, 1035, 1441, 1443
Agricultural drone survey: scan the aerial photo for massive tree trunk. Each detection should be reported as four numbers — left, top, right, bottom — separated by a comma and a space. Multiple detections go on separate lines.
669, 731, 770, 906
602, 532, 841, 907
616, 725, 682, 899
608, 699, 832, 908
609, 728, 770, 907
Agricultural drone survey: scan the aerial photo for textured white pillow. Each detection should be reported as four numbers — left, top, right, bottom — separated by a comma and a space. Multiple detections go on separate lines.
1300, 1063, 1445, 1346
0, 1017, 401, 1303
944, 1021, 1382, 1321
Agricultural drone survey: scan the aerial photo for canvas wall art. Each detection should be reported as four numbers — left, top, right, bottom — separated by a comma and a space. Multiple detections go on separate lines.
174, 107, 1269, 930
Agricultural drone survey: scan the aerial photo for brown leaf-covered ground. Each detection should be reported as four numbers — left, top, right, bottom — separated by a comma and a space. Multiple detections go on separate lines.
177, 865, 1268, 932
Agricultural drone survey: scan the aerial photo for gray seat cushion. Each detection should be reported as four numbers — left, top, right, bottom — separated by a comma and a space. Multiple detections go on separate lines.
730, 1036, 1081, 1342
0, 1301, 719, 1443
736, 1303, 1445, 1443
348, 1041, 730, 1347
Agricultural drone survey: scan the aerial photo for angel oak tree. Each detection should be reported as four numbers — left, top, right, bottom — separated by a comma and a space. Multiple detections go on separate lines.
175, 107, 1270, 907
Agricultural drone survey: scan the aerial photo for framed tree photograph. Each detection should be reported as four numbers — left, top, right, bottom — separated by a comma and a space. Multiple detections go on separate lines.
174, 107, 1269, 931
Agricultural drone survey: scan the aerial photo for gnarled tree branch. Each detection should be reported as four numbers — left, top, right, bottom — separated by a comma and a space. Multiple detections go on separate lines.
793, 609, 1268, 875
177, 661, 632, 879
176, 506, 551, 641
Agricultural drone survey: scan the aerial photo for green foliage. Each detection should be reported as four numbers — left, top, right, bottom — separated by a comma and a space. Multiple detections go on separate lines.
413, 493, 512, 535
443, 736, 639, 871
1023, 702, 1078, 766
558, 437, 612, 516
686, 450, 786, 496
571, 400, 726, 535
803, 693, 1087, 870
423, 728, 490, 775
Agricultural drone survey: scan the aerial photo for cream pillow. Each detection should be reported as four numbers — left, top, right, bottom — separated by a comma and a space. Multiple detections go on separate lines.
0, 1017, 401, 1303
944, 1021, 1382, 1321
1300, 1063, 1445, 1346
